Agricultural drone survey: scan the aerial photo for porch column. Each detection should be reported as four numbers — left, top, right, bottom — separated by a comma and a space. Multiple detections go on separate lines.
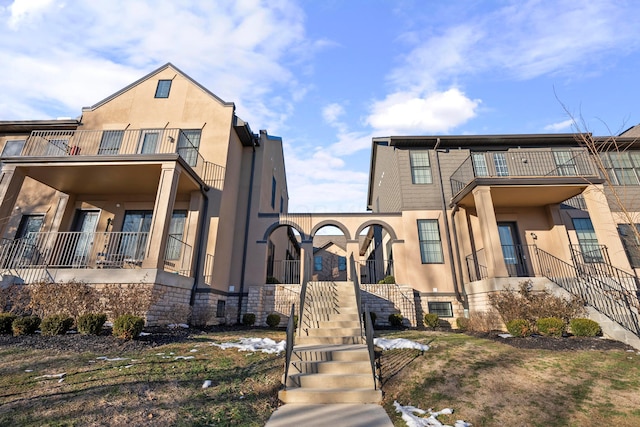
582, 184, 632, 271
299, 240, 313, 284
143, 163, 181, 269
346, 240, 361, 284
185, 190, 204, 279
0, 165, 26, 238
472, 187, 508, 278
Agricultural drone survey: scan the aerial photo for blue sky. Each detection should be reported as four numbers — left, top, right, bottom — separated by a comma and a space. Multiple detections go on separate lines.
1, 0, 639, 212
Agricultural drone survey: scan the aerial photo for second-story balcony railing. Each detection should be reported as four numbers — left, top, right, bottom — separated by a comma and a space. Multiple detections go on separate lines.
450, 148, 600, 197
13, 129, 225, 189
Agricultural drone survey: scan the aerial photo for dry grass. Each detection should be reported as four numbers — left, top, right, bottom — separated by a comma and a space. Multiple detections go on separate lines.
379, 330, 640, 427
1, 329, 639, 426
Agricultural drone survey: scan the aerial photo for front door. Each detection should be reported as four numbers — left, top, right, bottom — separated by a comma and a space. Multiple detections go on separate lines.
498, 222, 528, 277
71, 210, 99, 266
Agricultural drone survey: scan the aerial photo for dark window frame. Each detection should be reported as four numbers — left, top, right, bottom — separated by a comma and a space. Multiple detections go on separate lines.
417, 219, 444, 264
409, 150, 433, 184
155, 80, 172, 98
428, 301, 453, 317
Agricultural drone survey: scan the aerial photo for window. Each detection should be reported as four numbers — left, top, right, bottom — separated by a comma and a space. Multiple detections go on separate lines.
177, 129, 201, 166
314, 256, 323, 271
121, 210, 153, 260
138, 129, 162, 154
618, 224, 640, 268
16, 215, 44, 239
338, 256, 346, 271
472, 153, 488, 176
600, 152, 640, 185
98, 130, 124, 155
428, 302, 453, 317
271, 177, 277, 209
553, 150, 578, 176
417, 220, 443, 263
409, 151, 432, 184
493, 153, 509, 176
573, 218, 603, 263
1, 140, 25, 157
155, 80, 172, 98
166, 210, 187, 260
216, 300, 226, 318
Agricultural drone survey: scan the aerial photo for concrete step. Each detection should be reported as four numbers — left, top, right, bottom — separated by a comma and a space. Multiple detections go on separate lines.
296, 335, 364, 346
287, 373, 375, 389
318, 320, 362, 328
278, 388, 382, 404
306, 327, 362, 337
289, 359, 372, 375
290, 344, 370, 362
265, 404, 394, 427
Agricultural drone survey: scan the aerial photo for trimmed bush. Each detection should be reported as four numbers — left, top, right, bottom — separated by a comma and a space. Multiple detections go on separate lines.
456, 317, 470, 331
536, 317, 565, 337
506, 319, 532, 337
12, 316, 41, 336
570, 318, 602, 337
242, 313, 256, 326
0, 313, 17, 334
378, 275, 396, 284
77, 313, 107, 335
388, 313, 404, 328
40, 314, 74, 336
266, 313, 281, 328
266, 276, 280, 284
112, 314, 145, 340
424, 313, 439, 330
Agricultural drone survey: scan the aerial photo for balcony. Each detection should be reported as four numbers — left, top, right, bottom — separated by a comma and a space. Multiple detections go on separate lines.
8, 129, 224, 190
0, 231, 192, 278
450, 149, 604, 208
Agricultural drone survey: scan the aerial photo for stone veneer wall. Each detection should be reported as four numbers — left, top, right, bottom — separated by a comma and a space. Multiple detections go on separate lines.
415, 292, 466, 329
359, 283, 417, 327
245, 284, 299, 327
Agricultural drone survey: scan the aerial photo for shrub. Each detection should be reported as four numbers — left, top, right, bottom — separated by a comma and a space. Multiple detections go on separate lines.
424, 313, 439, 330
388, 313, 404, 328
363, 311, 377, 327
40, 314, 74, 336
266, 276, 280, 284
266, 313, 281, 328
489, 280, 586, 325
100, 283, 163, 320
506, 319, 532, 337
112, 314, 145, 340
12, 316, 41, 336
378, 275, 396, 284
0, 283, 30, 315
292, 314, 299, 330
242, 313, 256, 326
537, 317, 565, 337
0, 313, 17, 334
77, 313, 108, 335
28, 280, 98, 321
466, 310, 503, 332
570, 318, 602, 337
456, 317, 470, 331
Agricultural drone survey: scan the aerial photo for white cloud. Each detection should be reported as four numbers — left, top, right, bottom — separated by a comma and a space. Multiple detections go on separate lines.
7, 0, 55, 29
544, 119, 574, 132
322, 103, 345, 126
367, 89, 480, 135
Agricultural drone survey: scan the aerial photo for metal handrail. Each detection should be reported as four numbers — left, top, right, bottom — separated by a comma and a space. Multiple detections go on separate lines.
163, 235, 193, 276
364, 304, 379, 390
298, 268, 310, 337
0, 238, 54, 284
536, 246, 640, 335
283, 304, 295, 390
350, 253, 364, 337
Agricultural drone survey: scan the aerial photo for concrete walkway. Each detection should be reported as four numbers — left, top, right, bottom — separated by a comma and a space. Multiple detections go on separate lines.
265, 403, 394, 427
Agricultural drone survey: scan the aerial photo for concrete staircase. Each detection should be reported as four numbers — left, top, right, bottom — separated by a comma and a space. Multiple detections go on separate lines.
278, 281, 382, 404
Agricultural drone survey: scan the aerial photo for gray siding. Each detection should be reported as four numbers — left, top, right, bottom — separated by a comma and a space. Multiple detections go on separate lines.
605, 186, 640, 212
398, 148, 470, 210
370, 145, 401, 213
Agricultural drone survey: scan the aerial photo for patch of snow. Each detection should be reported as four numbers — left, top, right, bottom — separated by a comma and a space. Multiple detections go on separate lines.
66, 330, 77, 334
374, 338, 430, 352
498, 333, 513, 339
35, 373, 66, 379
210, 337, 286, 354
167, 323, 189, 329
104, 321, 113, 327
124, 364, 134, 368
174, 356, 195, 360
24, 369, 33, 372
96, 356, 128, 362
58, 378, 64, 383
202, 380, 212, 388
139, 332, 151, 336
394, 401, 471, 427
189, 349, 198, 352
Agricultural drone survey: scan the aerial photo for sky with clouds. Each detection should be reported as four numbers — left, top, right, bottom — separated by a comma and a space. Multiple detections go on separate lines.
2, 0, 640, 212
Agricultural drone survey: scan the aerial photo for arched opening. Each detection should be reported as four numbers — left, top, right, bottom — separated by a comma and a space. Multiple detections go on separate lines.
265, 224, 302, 284
358, 223, 395, 284
312, 224, 348, 282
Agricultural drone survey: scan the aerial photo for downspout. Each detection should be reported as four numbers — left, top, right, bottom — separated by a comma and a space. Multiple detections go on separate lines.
434, 138, 463, 303
237, 138, 257, 324
189, 183, 209, 306
450, 205, 467, 306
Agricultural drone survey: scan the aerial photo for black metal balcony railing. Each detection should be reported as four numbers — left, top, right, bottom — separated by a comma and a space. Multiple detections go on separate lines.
11, 129, 225, 190
268, 260, 301, 284
450, 149, 600, 197
358, 259, 394, 284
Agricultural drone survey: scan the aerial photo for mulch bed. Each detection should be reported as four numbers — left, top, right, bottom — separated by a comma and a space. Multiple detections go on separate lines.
467, 331, 638, 352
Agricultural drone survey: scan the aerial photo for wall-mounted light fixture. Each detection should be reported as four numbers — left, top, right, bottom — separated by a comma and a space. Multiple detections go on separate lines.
530, 232, 538, 240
